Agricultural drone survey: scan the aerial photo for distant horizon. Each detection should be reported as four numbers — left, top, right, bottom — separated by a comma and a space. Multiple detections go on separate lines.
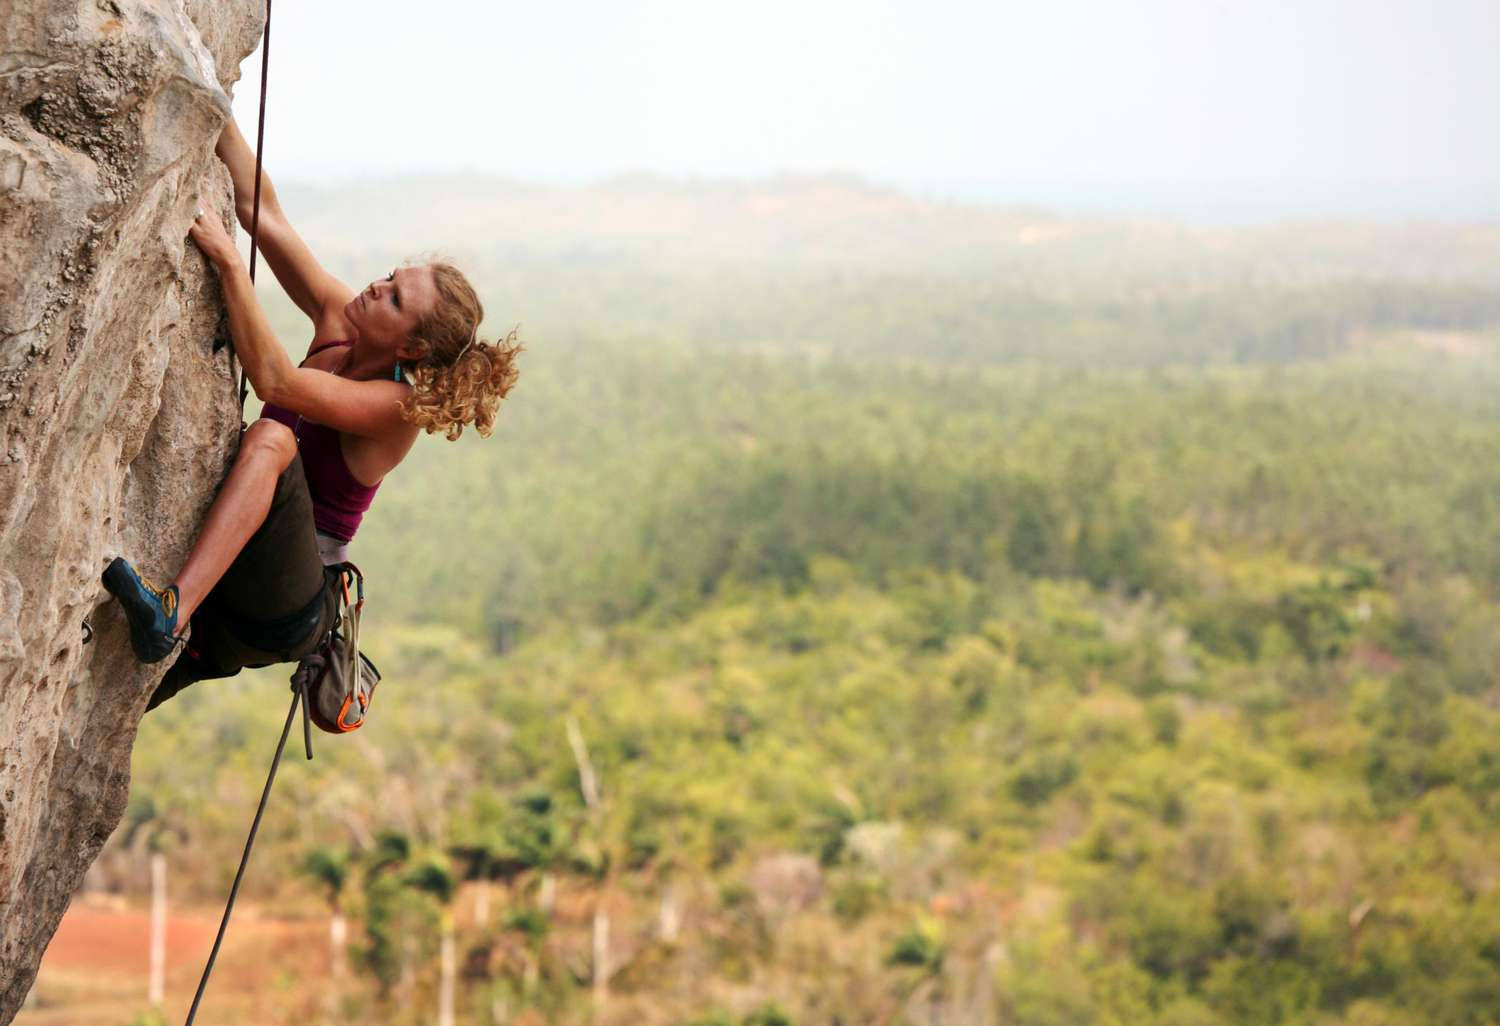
232, 0, 1500, 229
266, 165, 1500, 227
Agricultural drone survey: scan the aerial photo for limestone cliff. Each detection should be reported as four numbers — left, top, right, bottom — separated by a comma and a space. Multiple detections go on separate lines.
0, 1, 263, 1017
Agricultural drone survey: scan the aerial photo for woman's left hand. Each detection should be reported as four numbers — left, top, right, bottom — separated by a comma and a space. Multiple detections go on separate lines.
187, 206, 240, 269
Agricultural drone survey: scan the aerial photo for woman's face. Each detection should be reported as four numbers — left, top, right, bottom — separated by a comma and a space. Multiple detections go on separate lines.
346, 264, 438, 356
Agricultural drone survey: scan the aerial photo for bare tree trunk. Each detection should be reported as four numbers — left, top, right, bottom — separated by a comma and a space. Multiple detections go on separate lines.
591, 902, 610, 1004
330, 912, 347, 979
566, 716, 611, 1016
658, 881, 681, 943
399, 935, 416, 1011
148, 852, 166, 1008
326, 909, 347, 1023
537, 873, 555, 915
474, 879, 491, 927
565, 717, 600, 809
438, 913, 456, 1026
969, 940, 1005, 1025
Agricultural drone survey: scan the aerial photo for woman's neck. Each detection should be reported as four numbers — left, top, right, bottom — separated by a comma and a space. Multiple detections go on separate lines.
339, 341, 398, 382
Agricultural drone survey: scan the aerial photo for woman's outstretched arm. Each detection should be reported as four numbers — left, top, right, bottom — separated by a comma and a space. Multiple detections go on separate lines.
215, 117, 285, 226
214, 118, 354, 327
189, 208, 296, 396
188, 211, 411, 439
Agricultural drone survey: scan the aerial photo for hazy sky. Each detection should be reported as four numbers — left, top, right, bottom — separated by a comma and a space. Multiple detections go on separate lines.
232, 0, 1500, 219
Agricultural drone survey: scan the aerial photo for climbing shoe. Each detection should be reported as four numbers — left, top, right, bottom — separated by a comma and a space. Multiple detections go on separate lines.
102, 557, 183, 663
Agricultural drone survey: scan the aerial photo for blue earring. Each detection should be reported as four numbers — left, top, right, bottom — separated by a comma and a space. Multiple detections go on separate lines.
393, 363, 403, 383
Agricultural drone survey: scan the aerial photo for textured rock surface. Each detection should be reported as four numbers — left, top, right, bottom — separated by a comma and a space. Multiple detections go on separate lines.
0, 1, 261, 1018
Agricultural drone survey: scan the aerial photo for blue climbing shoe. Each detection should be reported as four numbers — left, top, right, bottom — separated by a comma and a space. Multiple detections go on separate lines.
102, 557, 182, 663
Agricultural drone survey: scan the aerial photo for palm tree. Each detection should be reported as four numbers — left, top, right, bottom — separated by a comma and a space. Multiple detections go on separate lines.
301, 845, 353, 1021
367, 829, 412, 876
885, 920, 948, 1026
565, 715, 617, 1014
448, 837, 532, 930
359, 830, 416, 1000
402, 855, 457, 1026
117, 793, 186, 1012
452, 790, 589, 1011
359, 830, 464, 1023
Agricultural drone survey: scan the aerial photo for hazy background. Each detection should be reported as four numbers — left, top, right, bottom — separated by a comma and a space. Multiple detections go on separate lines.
233, 0, 1500, 221
19, 4, 1500, 1026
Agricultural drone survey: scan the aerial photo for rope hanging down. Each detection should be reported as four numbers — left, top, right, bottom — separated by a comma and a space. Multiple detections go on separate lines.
181, 684, 309, 1026
237, 0, 273, 413
184, 8, 279, 1024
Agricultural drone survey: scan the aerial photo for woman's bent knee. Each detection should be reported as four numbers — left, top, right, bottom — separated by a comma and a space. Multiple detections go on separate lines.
239, 418, 297, 469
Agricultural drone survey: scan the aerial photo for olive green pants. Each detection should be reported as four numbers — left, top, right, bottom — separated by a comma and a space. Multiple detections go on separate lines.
148, 453, 338, 711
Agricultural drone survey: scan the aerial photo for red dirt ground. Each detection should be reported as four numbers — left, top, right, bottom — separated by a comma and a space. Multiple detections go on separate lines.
16, 895, 327, 1026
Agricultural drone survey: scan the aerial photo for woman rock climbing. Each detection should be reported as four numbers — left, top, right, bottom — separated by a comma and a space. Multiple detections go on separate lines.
104, 116, 521, 708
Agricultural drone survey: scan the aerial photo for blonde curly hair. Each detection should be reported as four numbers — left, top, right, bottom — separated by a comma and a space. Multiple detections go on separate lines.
398, 262, 522, 440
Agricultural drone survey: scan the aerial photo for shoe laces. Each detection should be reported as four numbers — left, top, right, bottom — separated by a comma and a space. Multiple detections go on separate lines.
150, 583, 186, 650
137, 569, 178, 623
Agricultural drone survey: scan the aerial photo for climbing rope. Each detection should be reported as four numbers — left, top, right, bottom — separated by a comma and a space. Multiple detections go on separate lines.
182, 8, 279, 1024
181, 680, 311, 1026
236, 0, 273, 415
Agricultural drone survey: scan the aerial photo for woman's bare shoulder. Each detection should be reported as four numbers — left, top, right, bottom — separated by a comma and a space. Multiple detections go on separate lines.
303, 295, 357, 362
341, 412, 420, 486
299, 339, 353, 371
305, 295, 357, 354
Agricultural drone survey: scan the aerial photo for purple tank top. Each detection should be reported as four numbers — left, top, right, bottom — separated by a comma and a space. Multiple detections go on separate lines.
259, 340, 380, 543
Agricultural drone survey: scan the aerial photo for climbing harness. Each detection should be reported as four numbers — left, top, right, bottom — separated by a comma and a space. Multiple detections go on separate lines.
292, 563, 383, 733
182, 562, 380, 1025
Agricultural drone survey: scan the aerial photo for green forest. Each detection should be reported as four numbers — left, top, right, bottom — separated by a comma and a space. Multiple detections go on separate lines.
55, 185, 1500, 1026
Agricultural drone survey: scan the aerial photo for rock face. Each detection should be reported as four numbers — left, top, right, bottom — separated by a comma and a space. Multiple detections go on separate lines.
0, 1, 262, 1018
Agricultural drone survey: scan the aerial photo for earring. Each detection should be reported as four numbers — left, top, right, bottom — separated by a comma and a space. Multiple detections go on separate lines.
393, 363, 404, 383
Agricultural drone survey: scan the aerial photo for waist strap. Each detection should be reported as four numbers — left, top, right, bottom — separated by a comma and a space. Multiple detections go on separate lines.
207, 571, 332, 658
316, 532, 350, 567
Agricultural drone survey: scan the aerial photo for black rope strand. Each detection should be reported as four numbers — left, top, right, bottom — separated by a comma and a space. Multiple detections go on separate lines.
237, 0, 273, 414
181, 688, 301, 1026
190, 17, 282, 1009
184, 5, 313, 1023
